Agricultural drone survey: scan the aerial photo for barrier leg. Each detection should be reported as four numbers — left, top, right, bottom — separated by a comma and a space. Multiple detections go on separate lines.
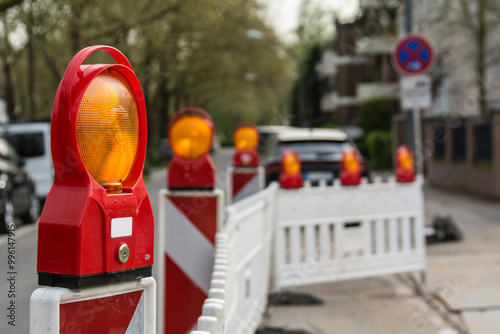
30, 277, 156, 334
157, 189, 224, 334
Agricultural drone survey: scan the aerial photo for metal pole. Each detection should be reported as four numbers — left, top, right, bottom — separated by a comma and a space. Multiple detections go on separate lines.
413, 107, 423, 175
405, 0, 413, 34
404, 0, 422, 174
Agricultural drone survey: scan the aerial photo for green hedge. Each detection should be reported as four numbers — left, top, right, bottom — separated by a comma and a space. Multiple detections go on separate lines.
359, 97, 398, 134
366, 130, 392, 171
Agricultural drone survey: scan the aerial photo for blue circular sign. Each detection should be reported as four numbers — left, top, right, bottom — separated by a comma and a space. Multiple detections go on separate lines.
392, 34, 434, 75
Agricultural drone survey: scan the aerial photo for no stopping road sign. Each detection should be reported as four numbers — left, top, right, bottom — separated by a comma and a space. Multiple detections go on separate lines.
392, 34, 434, 76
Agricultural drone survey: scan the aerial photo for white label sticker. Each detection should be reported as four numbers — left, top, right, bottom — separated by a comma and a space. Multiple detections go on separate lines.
111, 217, 133, 238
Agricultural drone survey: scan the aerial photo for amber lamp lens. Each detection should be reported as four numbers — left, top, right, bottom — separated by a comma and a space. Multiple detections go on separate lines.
399, 151, 414, 170
283, 153, 301, 174
234, 127, 258, 151
344, 152, 359, 172
170, 116, 212, 159
76, 70, 139, 193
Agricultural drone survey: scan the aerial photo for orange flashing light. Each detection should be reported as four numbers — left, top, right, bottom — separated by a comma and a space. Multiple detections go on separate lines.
233, 126, 259, 151
169, 116, 212, 160
340, 149, 361, 186
76, 70, 139, 193
395, 146, 416, 183
279, 149, 303, 189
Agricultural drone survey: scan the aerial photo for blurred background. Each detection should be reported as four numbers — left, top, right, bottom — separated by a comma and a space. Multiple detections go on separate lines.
1, 0, 500, 183
0, 0, 361, 161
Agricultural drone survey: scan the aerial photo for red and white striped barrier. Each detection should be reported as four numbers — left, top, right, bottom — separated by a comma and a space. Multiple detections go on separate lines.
226, 166, 264, 204
30, 277, 156, 334
156, 189, 224, 334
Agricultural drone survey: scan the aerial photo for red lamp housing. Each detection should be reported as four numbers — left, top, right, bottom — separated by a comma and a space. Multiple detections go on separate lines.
37, 46, 154, 288
279, 149, 303, 189
395, 145, 416, 183
167, 107, 216, 190
233, 149, 259, 167
340, 148, 361, 186
232, 123, 259, 167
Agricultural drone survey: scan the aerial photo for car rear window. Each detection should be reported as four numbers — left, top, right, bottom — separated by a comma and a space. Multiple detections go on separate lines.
3, 132, 45, 158
277, 140, 352, 161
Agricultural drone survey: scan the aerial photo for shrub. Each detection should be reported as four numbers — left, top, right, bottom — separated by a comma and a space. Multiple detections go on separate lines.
366, 130, 392, 170
359, 97, 398, 134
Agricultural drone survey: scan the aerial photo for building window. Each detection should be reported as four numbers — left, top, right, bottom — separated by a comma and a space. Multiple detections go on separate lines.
452, 127, 466, 161
475, 124, 492, 162
433, 126, 445, 159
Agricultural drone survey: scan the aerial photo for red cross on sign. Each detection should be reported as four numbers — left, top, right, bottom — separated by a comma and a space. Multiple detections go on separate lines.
392, 34, 435, 76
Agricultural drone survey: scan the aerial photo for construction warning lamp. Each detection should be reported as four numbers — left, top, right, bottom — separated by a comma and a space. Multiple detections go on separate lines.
167, 107, 216, 189
340, 148, 361, 186
37, 45, 154, 288
232, 123, 259, 167
279, 149, 303, 189
395, 145, 416, 183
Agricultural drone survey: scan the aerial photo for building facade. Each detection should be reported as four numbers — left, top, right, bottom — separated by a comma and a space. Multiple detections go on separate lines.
319, 0, 400, 126
408, 0, 500, 118
396, 0, 500, 198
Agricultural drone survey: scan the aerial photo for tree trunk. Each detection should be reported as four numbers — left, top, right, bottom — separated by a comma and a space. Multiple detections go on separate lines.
477, 0, 487, 119
3, 60, 16, 120
1, 16, 16, 120
27, 5, 37, 120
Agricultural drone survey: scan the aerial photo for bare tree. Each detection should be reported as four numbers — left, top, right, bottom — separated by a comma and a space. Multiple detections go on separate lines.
0, 0, 23, 13
457, 0, 500, 119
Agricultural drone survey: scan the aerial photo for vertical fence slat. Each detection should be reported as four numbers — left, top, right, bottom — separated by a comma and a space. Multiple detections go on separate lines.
414, 216, 424, 251
362, 220, 371, 256
275, 228, 286, 265
333, 222, 342, 258
401, 217, 411, 252
319, 224, 331, 260
289, 226, 301, 264
376, 219, 385, 255
304, 225, 316, 261
389, 218, 398, 253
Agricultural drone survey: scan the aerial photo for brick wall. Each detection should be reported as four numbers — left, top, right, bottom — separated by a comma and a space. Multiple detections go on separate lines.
422, 117, 500, 199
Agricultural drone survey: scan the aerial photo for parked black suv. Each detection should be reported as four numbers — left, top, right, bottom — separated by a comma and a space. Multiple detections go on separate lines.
0, 137, 39, 233
262, 128, 370, 186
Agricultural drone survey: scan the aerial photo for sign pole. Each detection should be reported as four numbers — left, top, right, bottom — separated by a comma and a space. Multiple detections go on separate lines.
413, 107, 423, 175
392, 33, 434, 177
405, 0, 415, 168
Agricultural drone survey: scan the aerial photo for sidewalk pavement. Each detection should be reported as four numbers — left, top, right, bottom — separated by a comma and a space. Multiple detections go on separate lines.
260, 184, 500, 334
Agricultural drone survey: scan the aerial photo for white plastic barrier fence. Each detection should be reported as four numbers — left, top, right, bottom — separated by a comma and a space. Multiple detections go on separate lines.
190, 183, 278, 334
273, 176, 426, 290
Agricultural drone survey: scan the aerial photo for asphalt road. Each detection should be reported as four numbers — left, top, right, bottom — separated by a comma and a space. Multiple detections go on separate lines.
0, 148, 233, 334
